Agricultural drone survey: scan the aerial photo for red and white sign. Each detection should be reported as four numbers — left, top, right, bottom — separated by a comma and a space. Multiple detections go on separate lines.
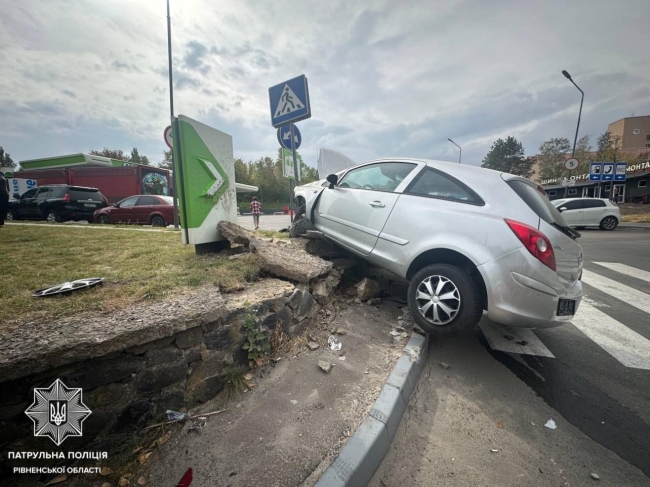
564, 158, 579, 170
164, 126, 174, 150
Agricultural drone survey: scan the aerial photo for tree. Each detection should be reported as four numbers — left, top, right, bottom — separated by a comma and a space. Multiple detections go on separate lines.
89, 148, 129, 161
538, 137, 571, 180
129, 147, 150, 165
481, 136, 533, 177
157, 150, 173, 170
574, 135, 592, 163
0, 146, 16, 169
596, 130, 621, 162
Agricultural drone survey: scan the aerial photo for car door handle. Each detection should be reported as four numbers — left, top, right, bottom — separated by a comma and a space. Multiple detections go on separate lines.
369, 201, 385, 208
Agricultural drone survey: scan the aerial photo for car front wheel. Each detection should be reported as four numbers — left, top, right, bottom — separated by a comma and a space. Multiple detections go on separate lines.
600, 216, 618, 231
97, 215, 111, 224
408, 263, 483, 335
150, 215, 166, 227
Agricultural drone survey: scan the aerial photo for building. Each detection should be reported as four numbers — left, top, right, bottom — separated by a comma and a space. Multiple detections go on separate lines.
607, 116, 650, 149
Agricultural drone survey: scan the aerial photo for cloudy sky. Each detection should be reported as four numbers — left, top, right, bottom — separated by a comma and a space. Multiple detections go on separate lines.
1, 0, 649, 170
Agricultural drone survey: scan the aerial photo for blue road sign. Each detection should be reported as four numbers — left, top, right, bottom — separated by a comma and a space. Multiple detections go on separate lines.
277, 125, 301, 150
589, 162, 602, 181
615, 163, 627, 181
602, 163, 614, 181
269, 75, 311, 127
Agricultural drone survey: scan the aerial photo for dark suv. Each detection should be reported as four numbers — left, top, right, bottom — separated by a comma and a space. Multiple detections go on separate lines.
6, 185, 108, 222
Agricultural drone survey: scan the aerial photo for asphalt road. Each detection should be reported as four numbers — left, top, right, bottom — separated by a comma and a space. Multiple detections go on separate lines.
372, 228, 650, 486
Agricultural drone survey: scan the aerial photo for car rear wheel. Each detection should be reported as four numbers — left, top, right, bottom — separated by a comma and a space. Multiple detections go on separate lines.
600, 216, 618, 231
5, 210, 13, 221
45, 211, 60, 223
408, 264, 483, 335
151, 215, 166, 227
97, 215, 111, 224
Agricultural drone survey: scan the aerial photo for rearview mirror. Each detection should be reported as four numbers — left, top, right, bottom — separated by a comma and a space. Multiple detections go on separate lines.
559, 207, 567, 212
326, 174, 338, 189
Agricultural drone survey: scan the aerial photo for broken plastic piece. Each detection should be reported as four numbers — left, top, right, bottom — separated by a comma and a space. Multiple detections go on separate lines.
328, 336, 342, 351
177, 468, 193, 487
544, 419, 557, 430
490, 449, 499, 453
166, 410, 190, 422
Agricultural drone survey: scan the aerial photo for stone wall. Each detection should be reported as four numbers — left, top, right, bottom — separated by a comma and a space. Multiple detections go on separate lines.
0, 273, 343, 466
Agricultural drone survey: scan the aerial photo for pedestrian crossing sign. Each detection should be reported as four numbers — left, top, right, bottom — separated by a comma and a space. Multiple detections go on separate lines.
269, 75, 311, 127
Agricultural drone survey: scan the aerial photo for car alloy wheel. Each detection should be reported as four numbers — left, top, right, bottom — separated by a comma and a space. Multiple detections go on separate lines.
414, 275, 461, 325
33, 278, 104, 297
6, 211, 13, 221
46, 211, 58, 223
98, 215, 111, 224
601, 216, 617, 230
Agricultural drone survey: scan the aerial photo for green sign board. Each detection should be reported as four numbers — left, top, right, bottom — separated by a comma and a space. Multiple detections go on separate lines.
282, 148, 302, 179
172, 115, 237, 245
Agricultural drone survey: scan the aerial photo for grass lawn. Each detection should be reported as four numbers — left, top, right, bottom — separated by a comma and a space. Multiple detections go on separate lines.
0, 224, 262, 324
619, 204, 650, 223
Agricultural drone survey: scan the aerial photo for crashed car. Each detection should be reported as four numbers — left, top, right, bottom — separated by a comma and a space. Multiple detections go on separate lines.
294, 158, 583, 334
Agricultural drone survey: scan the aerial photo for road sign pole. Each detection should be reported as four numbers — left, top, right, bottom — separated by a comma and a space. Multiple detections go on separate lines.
290, 123, 300, 225
289, 177, 294, 224
166, 0, 179, 229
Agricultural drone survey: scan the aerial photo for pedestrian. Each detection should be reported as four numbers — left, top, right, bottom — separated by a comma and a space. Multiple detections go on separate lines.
250, 196, 261, 230
0, 172, 9, 227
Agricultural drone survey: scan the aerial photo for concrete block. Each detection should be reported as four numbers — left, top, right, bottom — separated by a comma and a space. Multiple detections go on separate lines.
368, 383, 405, 441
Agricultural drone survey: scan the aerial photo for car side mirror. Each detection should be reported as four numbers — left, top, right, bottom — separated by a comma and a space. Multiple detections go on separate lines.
326, 174, 338, 189
559, 207, 567, 212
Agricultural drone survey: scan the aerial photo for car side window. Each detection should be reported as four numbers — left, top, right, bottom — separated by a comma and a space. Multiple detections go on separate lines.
120, 197, 139, 208
560, 200, 583, 210
35, 188, 50, 200
405, 167, 484, 205
137, 196, 157, 206
582, 199, 606, 209
21, 189, 37, 200
337, 162, 416, 192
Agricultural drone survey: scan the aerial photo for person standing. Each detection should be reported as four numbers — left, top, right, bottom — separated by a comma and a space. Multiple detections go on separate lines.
250, 196, 261, 230
0, 173, 9, 227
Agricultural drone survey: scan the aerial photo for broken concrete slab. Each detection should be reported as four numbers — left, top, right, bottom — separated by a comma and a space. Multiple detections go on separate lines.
217, 221, 255, 247
295, 291, 315, 322
250, 239, 332, 283
357, 278, 381, 301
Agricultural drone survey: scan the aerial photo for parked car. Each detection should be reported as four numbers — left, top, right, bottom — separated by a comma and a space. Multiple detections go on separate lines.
294, 158, 583, 334
93, 195, 174, 226
6, 184, 107, 222
551, 198, 620, 231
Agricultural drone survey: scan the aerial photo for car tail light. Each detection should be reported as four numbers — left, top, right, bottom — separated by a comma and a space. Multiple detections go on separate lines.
505, 219, 556, 271
177, 468, 193, 487
63, 193, 71, 202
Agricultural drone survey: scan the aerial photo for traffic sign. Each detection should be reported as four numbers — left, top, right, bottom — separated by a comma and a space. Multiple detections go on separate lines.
589, 162, 602, 181
615, 163, 627, 181
277, 125, 301, 150
282, 148, 302, 179
564, 158, 579, 170
602, 163, 614, 181
269, 75, 311, 127
164, 126, 174, 149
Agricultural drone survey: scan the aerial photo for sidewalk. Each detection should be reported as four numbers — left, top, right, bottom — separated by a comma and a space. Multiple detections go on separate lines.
129, 297, 409, 486
619, 222, 650, 230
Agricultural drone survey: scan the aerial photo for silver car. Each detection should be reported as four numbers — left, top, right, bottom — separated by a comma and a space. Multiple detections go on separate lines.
294, 158, 584, 334
552, 197, 621, 231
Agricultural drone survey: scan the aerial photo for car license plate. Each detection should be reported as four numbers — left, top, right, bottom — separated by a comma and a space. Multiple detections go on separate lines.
84, 203, 97, 208
557, 298, 576, 316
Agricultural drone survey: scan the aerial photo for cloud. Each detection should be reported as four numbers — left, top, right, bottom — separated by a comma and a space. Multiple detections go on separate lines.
0, 0, 648, 170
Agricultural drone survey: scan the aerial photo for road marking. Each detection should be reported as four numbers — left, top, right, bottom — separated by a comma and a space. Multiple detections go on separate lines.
593, 262, 650, 284
571, 302, 650, 370
479, 321, 555, 357
582, 269, 650, 315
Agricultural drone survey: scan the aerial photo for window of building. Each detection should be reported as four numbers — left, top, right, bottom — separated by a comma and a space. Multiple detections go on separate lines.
639, 180, 648, 188
548, 190, 557, 196
646, 134, 650, 140
646, 144, 650, 148
568, 188, 577, 196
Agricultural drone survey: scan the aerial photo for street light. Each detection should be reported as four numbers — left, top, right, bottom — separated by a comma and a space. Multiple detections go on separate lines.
447, 138, 461, 164
562, 69, 584, 197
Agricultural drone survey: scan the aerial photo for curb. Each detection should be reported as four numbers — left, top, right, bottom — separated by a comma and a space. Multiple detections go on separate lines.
314, 330, 429, 487
619, 224, 650, 231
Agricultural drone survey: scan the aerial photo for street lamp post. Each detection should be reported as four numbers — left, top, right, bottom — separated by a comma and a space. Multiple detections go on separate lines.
562, 70, 584, 197
447, 138, 461, 164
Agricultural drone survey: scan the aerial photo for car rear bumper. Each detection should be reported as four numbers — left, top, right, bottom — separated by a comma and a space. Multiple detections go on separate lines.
478, 248, 582, 329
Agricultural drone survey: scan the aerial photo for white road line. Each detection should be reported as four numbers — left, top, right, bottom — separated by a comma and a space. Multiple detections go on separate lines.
582, 269, 650, 315
571, 302, 650, 370
593, 262, 650, 284
479, 321, 555, 357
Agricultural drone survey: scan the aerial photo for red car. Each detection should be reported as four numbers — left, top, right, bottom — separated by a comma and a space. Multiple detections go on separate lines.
93, 195, 174, 226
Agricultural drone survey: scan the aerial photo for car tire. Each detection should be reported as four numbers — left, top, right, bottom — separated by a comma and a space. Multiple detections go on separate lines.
294, 199, 306, 220
45, 211, 60, 223
151, 215, 166, 227
599, 216, 618, 231
5, 210, 13, 221
408, 263, 483, 335
97, 215, 111, 224
575, 226, 586, 230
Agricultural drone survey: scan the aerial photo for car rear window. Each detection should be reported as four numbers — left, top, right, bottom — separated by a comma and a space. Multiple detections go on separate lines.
507, 180, 568, 226
70, 188, 104, 202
